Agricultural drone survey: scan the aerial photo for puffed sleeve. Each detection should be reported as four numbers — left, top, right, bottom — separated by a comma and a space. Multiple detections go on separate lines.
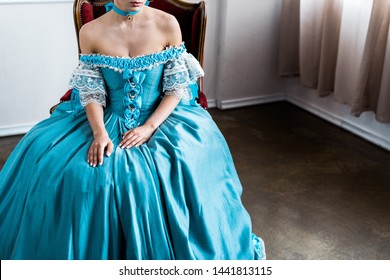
69, 62, 107, 107
163, 52, 204, 100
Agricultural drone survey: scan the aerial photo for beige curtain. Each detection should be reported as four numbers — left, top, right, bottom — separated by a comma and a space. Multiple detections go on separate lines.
279, 0, 390, 123
352, 0, 390, 122
334, 0, 373, 105
300, 0, 343, 95
278, 0, 300, 76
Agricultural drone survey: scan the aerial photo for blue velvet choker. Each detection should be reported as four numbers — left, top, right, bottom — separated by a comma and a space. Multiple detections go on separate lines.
105, 1, 150, 20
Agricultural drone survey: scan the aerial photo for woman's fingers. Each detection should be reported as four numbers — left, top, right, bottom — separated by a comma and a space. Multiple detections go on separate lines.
120, 130, 140, 148
92, 143, 99, 167
97, 143, 105, 166
121, 136, 139, 148
128, 135, 143, 148
87, 127, 151, 166
88, 139, 113, 167
87, 131, 144, 166
106, 141, 114, 157
120, 126, 154, 149
87, 147, 93, 165
88, 147, 93, 166
133, 138, 144, 147
88, 145, 96, 166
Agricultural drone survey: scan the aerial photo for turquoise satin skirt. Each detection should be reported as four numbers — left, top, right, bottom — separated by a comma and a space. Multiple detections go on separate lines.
0, 100, 265, 259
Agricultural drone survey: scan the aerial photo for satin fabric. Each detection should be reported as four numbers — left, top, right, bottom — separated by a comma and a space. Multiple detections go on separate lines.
0, 54, 265, 260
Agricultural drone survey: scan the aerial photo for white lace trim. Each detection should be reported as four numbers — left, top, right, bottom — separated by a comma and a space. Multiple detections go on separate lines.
82, 61, 166, 74
79, 92, 107, 108
69, 63, 107, 108
162, 52, 204, 98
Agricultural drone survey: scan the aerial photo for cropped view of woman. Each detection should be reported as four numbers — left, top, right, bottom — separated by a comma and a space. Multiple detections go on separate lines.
0, 0, 265, 260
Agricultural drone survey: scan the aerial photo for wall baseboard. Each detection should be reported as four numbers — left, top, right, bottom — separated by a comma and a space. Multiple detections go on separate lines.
217, 94, 286, 110
207, 99, 217, 109
0, 123, 35, 137
287, 95, 390, 152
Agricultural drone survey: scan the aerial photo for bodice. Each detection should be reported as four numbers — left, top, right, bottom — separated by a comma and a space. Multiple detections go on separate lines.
69, 43, 204, 130
102, 65, 164, 127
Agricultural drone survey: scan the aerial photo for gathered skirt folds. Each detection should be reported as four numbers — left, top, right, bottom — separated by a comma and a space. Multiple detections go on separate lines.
0, 100, 265, 260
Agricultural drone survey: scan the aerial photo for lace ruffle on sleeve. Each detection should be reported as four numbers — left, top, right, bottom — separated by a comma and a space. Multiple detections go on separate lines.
163, 52, 204, 100
69, 62, 107, 107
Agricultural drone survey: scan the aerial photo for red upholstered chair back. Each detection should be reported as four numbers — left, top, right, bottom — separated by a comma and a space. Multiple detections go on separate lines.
74, 0, 207, 67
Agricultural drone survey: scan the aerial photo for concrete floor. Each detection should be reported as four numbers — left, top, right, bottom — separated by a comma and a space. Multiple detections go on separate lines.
1, 102, 390, 259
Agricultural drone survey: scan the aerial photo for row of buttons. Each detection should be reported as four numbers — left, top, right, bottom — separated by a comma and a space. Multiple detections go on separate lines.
122, 71, 146, 129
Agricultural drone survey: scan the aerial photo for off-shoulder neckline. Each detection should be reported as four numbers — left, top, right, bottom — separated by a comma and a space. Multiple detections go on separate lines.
79, 42, 187, 73
80, 42, 185, 60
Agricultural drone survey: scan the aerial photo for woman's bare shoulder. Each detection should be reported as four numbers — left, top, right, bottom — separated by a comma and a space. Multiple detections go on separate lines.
149, 7, 182, 45
79, 17, 107, 53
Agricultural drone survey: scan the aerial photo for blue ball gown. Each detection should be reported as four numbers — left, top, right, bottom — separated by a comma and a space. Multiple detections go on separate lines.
0, 43, 265, 260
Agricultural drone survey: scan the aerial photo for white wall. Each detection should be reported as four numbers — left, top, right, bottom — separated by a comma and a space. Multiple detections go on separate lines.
185, 0, 286, 109
0, 0, 78, 136
215, 0, 286, 109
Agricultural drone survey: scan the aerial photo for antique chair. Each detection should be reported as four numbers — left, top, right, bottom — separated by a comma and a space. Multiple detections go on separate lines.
50, 0, 208, 114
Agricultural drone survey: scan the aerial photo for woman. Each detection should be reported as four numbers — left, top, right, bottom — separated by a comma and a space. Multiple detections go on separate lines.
0, 0, 265, 260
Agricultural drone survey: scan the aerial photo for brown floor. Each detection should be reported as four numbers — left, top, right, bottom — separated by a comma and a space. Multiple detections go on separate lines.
1, 101, 390, 259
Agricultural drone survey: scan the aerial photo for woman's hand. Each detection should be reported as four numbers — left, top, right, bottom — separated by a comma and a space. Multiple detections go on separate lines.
119, 125, 156, 149
88, 131, 114, 167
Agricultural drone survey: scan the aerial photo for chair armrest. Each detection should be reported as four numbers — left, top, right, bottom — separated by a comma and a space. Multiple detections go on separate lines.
49, 89, 73, 114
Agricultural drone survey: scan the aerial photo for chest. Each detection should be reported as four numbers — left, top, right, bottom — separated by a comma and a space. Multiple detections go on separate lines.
97, 23, 166, 57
